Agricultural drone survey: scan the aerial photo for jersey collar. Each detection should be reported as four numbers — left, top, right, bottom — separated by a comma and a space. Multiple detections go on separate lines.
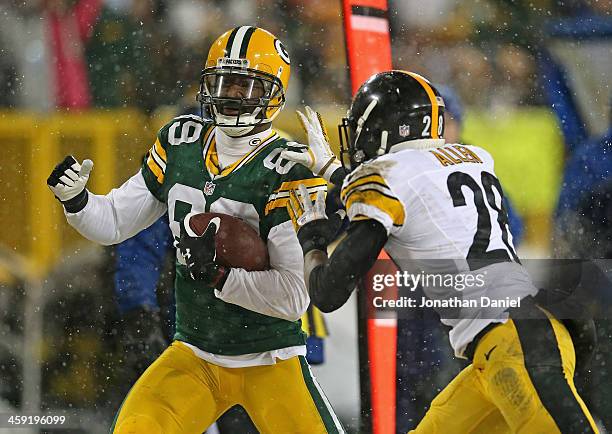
203, 127, 278, 179
215, 126, 274, 156
390, 138, 446, 152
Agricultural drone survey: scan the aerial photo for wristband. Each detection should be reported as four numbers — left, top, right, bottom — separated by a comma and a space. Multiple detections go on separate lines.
62, 189, 89, 213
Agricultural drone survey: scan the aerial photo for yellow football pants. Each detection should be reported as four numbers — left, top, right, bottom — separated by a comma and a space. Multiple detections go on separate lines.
412, 312, 598, 434
111, 341, 343, 434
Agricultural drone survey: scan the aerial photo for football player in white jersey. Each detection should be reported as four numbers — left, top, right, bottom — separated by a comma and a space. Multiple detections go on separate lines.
284, 70, 599, 433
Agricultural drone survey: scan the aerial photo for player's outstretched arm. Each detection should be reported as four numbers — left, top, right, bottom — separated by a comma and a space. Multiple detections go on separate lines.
307, 220, 387, 312
288, 184, 387, 312
47, 155, 167, 245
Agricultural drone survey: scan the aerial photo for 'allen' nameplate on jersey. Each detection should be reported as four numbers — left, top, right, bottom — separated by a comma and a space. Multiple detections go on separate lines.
430, 145, 483, 166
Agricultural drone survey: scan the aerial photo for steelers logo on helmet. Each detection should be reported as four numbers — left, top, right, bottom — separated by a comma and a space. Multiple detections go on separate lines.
338, 70, 446, 170
197, 26, 291, 136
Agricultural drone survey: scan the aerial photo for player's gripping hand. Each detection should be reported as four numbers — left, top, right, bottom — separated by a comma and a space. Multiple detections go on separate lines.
176, 215, 229, 289
280, 106, 341, 182
288, 183, 345, 254
47, 155, 94, 213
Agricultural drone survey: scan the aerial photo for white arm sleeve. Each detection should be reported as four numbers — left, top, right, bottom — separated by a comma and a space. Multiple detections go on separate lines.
65, 171, 167, 245
214, 220, 310, 322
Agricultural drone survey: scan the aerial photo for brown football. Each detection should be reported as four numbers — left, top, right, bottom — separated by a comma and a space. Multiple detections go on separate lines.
186, 212, 269, 271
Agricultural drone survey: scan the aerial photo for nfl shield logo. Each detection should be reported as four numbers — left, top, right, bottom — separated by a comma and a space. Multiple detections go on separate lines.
399, 124, 410, 137
203, 181, 216, 196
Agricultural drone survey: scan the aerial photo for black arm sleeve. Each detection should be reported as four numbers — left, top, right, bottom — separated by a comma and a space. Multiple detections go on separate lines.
329, 166, 349, 186
309, 219, 388, 312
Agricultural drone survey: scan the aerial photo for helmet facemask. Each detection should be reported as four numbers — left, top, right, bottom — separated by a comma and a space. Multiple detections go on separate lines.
339, 117, 365, 171
338, 99, 386, 171
198, 65, 285, 136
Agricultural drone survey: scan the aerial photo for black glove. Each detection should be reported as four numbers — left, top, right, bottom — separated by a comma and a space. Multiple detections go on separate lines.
176, 218, 229, 289
46, 155, 93, 213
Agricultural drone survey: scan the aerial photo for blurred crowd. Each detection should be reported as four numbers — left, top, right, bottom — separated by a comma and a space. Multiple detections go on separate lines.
0, 0, 348, 113
391, 0, 612, 111
0, 0, 610, 115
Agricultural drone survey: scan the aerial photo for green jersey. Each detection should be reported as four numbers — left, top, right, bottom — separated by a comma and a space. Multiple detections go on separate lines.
141, 115, 326, 355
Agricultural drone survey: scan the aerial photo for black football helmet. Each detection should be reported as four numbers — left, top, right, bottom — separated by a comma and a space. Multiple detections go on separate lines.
339, 70, 445, 170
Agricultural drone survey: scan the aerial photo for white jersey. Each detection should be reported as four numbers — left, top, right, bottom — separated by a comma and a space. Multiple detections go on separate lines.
340, 142, 538, 356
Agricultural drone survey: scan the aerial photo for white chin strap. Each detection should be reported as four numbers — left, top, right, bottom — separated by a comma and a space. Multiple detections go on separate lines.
218, 123, 256, 137
214, 107, 267, 137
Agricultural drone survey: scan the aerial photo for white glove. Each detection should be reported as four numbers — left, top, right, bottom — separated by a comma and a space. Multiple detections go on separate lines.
289, 183, 328, 228
47, 155, 94, 211
280, 106, 341, 182
288, 183, 346, 254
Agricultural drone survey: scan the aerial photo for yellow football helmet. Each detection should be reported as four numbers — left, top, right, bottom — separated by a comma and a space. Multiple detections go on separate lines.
197, 26, 291, 135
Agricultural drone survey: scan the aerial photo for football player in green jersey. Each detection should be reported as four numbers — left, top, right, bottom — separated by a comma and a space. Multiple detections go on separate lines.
47, 26, 344, 434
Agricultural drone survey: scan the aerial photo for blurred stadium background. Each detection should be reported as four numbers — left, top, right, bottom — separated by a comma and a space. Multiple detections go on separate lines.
0, 0, 610, 433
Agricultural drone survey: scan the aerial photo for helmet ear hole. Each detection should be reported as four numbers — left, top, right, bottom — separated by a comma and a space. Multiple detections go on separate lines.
353, 150, 366, 163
